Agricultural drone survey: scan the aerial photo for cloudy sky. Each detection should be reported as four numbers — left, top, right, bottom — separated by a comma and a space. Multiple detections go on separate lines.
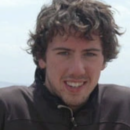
0, 0, 130, 86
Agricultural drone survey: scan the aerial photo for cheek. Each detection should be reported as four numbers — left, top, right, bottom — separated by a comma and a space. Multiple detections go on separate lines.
86, 63, 102, 77
46, 59, 67, 80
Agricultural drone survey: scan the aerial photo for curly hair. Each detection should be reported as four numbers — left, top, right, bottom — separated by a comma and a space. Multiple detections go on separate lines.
27, 0, 123, 65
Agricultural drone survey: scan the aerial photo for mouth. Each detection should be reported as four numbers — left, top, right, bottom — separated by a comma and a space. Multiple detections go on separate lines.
64, 81, 87, 93
65, 81, 85, 88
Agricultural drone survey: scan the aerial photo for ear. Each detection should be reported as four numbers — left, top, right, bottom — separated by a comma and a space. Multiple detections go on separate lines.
38, 59, 46, 69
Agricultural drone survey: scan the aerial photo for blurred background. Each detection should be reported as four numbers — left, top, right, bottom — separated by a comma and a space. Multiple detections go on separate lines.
0, 0, 130, 87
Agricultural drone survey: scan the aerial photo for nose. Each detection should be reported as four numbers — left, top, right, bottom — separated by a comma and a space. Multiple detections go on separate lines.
68, 57, 86, 78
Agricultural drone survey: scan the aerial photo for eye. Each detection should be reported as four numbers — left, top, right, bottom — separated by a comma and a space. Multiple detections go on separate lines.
57, 51, 70, 56
84, 52, 97, 57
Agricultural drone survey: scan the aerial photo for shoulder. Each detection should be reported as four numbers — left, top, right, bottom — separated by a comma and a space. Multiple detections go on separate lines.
0, 84, 42, 126
0, 85, 32, 98
98, 84, 130, 113
0, 85, 35, 109
0, 85, 36, 120
99, 84, 130, 120
99, 84, 130, 101
98, 84, 130, 125
98, 84, 130, 105
98, 84, 130, 127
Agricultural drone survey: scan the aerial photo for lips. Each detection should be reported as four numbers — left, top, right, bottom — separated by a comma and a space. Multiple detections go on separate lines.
64, 81, 86, 93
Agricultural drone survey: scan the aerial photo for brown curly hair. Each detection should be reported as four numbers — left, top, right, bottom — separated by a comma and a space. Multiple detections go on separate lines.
27, 0, 123, 65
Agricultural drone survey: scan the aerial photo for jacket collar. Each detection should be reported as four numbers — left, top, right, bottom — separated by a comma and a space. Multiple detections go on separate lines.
34, 67, 99, 112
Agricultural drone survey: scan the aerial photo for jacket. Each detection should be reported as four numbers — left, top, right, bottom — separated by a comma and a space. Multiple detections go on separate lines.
0, 69, 130, 130
1, 83, 130, 130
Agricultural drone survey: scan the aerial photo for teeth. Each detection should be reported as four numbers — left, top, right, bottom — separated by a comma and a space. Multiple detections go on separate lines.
66, 82, 84, 88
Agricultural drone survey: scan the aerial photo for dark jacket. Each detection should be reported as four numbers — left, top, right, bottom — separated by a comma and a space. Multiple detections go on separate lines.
0, 69, 130, 130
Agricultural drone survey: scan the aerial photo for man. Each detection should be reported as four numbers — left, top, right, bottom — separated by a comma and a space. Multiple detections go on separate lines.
0, 0, 130, 130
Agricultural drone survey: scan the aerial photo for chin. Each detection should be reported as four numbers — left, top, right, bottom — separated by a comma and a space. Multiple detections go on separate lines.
63, 98, 86, 108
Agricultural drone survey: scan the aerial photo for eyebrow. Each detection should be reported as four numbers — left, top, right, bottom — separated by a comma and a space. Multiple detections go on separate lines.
82, 48, 101, 52
52, 47, 101, 52
52, 47, 72, 51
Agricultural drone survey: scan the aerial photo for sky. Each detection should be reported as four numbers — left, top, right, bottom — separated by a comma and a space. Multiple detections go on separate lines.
0, 0, 130, 86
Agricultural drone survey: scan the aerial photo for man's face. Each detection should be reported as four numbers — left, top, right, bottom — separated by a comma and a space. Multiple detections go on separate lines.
39, 34, 105, 110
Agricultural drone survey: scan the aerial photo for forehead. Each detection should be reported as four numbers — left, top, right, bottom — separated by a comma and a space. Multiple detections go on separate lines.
48, 34, 102, 49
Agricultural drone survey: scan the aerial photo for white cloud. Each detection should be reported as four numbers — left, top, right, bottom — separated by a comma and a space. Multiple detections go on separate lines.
114, 5, 130, 19
0, 0, 52, 7
0, 43, 35, 85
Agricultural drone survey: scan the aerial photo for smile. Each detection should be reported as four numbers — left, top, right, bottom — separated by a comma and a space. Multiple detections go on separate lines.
66, 81, 85, 88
